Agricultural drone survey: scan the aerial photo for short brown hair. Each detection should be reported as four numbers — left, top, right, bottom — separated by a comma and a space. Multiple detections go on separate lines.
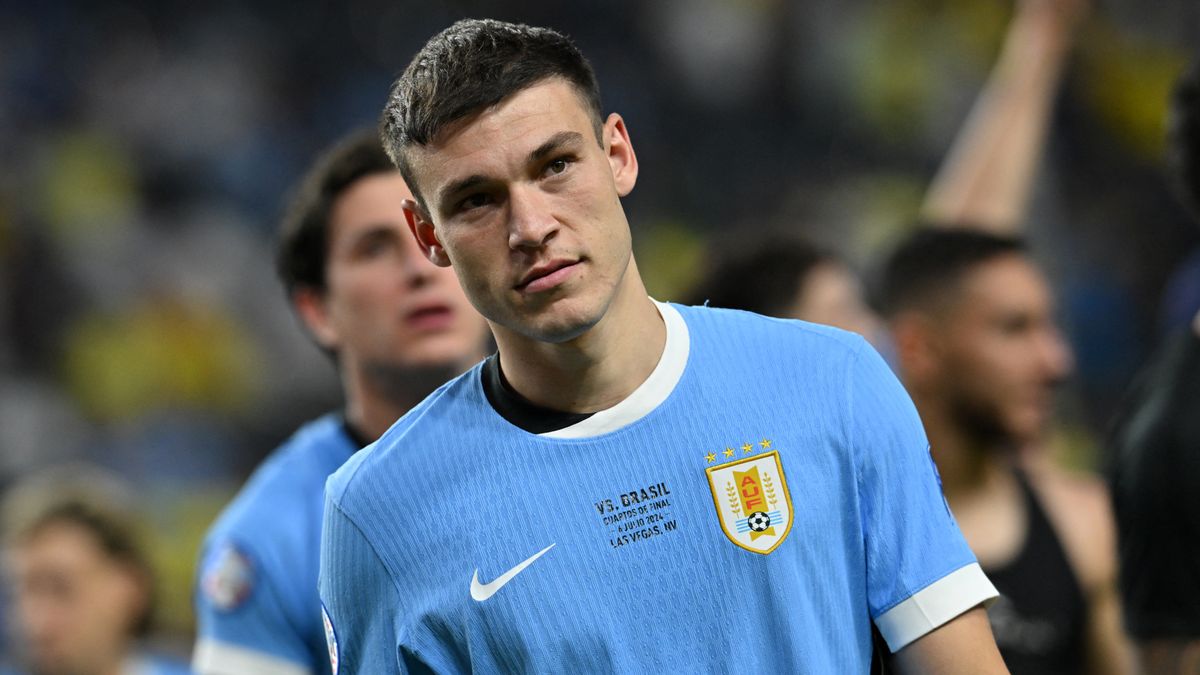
380, 19, 603, 208
876, 227, 1028, 318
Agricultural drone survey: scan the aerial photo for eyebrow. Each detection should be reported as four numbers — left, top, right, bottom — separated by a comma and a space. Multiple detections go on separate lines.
437, 174, 489, 213
435, 131, 586, 214
347, 224, 393, 245
334, 223, 391, 254
528, 131, 584, 163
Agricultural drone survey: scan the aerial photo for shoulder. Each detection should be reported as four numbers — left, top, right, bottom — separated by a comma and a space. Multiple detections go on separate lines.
673, 303, 869, 362
203, 414, 352, 569
212, 415, 350, 532
1025, 460, 1116, 590
1111, 330, 1200, 465
326, 367, 481, 508
674, 303, 904, 418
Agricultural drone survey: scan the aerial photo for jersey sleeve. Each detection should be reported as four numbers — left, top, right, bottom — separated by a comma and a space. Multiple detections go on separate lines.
192, 539, 315, 675
846, 340, 998, 652
319, 495, 401, 674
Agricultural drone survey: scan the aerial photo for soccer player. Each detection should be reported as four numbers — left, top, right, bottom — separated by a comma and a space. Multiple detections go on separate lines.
877, 229, 1131, 674
319, 19, 1007, 673
1108, 54, 1200, 675
191, 131, 488, 675
2, 464, 189, 675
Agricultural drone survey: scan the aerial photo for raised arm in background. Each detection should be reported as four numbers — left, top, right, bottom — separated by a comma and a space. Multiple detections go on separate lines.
920, 0, 1088, 232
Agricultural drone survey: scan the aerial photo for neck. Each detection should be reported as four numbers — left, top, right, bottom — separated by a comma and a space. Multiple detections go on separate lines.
342, 353, 481, 442
343, 390, 410, 443
494, 258, 665, 413
911, 391, 1006, 499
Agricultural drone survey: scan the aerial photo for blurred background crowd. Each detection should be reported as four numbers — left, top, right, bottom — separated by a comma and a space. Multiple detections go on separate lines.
1, 0, 1198, 661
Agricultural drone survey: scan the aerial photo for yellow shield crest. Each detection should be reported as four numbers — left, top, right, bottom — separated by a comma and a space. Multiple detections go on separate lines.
706, 451, 794, 554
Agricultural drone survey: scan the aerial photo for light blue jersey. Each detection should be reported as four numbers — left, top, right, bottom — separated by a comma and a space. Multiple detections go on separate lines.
319, 303, 996, 673
195, 415, 357, 675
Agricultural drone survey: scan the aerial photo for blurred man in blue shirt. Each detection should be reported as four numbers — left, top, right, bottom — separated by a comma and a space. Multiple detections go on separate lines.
192, 130, 488, 675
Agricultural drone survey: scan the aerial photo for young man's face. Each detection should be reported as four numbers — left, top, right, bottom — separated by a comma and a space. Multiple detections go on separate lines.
404, 77, 639, 344
6, 521, 145, 675
303, 172, 487, 375
928, 255, 1073, 444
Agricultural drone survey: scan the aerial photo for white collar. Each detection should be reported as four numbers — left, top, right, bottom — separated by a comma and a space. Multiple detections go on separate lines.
540, 300, 689, 439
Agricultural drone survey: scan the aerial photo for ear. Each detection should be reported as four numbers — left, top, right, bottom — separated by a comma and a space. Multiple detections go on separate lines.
602, 113, 638, 197
403, 198, 451, 267
292, 286, 340, 350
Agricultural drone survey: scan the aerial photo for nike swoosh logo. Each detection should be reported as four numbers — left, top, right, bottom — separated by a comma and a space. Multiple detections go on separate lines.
470, 543, 556, 602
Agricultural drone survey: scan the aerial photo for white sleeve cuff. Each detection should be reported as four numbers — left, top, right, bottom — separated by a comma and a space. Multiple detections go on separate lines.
192, 639, 313, 675
874, 562, 999, 652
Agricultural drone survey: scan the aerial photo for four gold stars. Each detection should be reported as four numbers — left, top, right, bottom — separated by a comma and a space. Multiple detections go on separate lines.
705, 440, 775, 463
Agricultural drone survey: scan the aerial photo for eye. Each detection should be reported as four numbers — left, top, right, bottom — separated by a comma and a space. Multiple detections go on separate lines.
458, 192, 493, 212
353, 230, 395, 259
998, 315, 1032, 336
543, 155, 574, 177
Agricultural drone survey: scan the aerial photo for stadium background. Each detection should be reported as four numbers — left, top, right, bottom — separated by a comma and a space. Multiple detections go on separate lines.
1, 0, 1198, 656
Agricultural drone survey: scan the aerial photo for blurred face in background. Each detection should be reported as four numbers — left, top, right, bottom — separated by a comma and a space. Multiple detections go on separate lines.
299, 171, 488, 375
6, 520, 147, 675
923, 254, 1073, 444
788, 261, 883, 342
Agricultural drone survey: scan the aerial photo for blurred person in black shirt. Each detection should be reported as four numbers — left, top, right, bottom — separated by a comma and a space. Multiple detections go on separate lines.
877, 228, 1131, 675
1108, 53, 1200, 675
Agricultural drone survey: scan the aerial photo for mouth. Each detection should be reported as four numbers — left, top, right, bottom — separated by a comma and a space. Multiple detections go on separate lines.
405, 303, 455, 331
515, 259, 579, 293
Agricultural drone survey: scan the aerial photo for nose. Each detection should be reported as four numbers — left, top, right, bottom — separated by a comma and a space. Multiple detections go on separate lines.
506, 184, 557, 251
1037, 324, 1074, 381
398, 231, 435, 288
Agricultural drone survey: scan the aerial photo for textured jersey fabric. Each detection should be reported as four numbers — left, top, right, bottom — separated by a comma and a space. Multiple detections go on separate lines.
1109, 329, 1200, 639
319, 303, 996, 673
194, 415, 358, 675
983, 469, 1086, 674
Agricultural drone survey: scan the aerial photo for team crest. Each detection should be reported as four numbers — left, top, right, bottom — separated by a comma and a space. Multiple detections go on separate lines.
322, 602, 339, 675
201, 543, 254, 611
706, 450, 793, 554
